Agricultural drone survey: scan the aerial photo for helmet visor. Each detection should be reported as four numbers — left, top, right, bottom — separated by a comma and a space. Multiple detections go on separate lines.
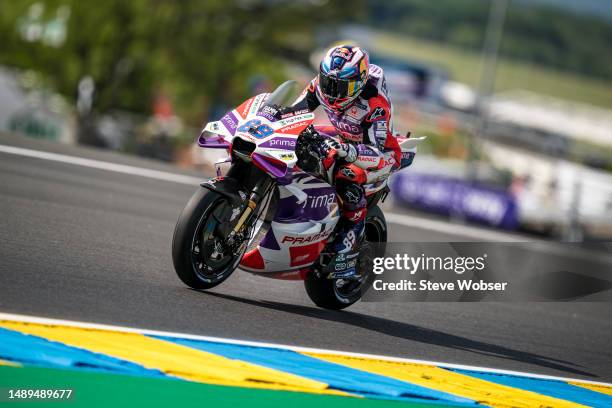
319, 72, 363, 101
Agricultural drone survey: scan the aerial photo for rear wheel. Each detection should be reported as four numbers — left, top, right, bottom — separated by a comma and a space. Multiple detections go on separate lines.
304, 206, 387, 310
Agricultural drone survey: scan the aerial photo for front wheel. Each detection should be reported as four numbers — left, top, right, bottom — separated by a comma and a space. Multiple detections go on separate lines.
172, 188, 243, 290
304, 206, 387, 310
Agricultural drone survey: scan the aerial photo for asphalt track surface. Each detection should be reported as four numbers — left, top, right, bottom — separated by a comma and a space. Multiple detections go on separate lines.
1, 133, 611, 383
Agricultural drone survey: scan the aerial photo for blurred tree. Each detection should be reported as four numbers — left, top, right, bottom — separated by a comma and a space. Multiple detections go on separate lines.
361, 0, 612, 81
0, 0, 363, 124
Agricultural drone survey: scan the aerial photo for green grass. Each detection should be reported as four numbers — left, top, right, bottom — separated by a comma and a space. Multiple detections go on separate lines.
371, 31, 612, 109
0, 365, 455, 408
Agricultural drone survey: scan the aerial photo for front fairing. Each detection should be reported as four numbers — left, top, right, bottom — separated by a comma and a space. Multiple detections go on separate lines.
198, 92, 315, 179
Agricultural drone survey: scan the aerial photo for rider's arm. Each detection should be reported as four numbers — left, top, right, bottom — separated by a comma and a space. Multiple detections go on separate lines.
289, 78, 321, 113
323, 89, 402, 174
356, 93, 402, 171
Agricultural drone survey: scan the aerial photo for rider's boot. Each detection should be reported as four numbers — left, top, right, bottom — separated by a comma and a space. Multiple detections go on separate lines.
326, 218, 365, 279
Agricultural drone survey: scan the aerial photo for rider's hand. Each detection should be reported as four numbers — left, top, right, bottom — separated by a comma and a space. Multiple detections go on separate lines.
323, 139, 357, 163
301, 124, 320, 140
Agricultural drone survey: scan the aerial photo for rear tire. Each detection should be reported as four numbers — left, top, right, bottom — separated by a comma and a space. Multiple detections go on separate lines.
172, 188, 240, 290
304, 206, 387, 310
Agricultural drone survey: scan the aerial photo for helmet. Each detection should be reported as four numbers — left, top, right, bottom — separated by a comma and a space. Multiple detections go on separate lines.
317, 45, 369, 110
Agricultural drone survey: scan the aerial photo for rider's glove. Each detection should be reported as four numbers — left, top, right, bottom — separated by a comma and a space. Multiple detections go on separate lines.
323, 139, 357, 163
301, 124, 321, 140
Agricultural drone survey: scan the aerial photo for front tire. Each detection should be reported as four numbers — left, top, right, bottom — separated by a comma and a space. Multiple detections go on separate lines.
305, 206, 387, 310
172, 188, 241, 290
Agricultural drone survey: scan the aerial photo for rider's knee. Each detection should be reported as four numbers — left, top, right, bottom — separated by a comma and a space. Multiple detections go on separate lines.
337, 182, 366, 210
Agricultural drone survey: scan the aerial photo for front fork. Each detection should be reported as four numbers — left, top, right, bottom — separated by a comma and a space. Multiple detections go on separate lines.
226, 175, 274, 247
201, 159, 275, 255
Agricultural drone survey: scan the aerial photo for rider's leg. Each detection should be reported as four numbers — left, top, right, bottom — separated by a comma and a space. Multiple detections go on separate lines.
331, 164, 367, 254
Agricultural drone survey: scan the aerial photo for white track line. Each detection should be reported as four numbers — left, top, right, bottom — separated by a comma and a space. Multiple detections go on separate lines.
384, 212, 528, 242
0, 144, 202, 185
1, 312, 610, 387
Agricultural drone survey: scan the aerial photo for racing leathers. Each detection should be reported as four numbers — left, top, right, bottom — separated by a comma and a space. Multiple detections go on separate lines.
291, 64, 404, 259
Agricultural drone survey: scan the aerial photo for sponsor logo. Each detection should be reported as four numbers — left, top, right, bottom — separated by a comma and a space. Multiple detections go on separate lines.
384, 157, 396, 167
280, 108, 310, 119
344, 114, 361, 125
278, 120, 309, 135
257, 105, 278, 122
332, 47, 353, 62
293, 254, 311, 263
375, 130, 387, 140
340, 167, 356, 179
281, 229, 332, 244
348, 209, 365, 222
237, 132, 257, 141
237, 98, 254, 119
335, 258, 357, 271
306, 193, 335, 209
368, 107, 385, 121
278, 115, 307, 126
374, 120, 387, 131
257, 111, 276, 122
260, 105, 278, 116
329, 116, 360, 135
268, 138, 296, 148
278, 153, 295, 161
344, 190, 361, 203
357, 145, 379, 156
221, 113, 237, 131
358, 155, 379, 163
346, 106, 363, 121
249, 94, 266, 115
340, 132, 363, 142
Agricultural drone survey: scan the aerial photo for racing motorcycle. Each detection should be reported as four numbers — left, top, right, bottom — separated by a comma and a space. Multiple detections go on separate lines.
172, 81, 424, 309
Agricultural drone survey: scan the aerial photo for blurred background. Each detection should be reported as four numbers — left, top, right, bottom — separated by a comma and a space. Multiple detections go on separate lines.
1, 0, 611, 240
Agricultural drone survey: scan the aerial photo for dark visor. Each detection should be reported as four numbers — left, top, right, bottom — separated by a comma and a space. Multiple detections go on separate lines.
319, 72, 361, 101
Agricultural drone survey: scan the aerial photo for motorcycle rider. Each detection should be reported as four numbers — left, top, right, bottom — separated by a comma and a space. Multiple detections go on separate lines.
281, 45, 410, 275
